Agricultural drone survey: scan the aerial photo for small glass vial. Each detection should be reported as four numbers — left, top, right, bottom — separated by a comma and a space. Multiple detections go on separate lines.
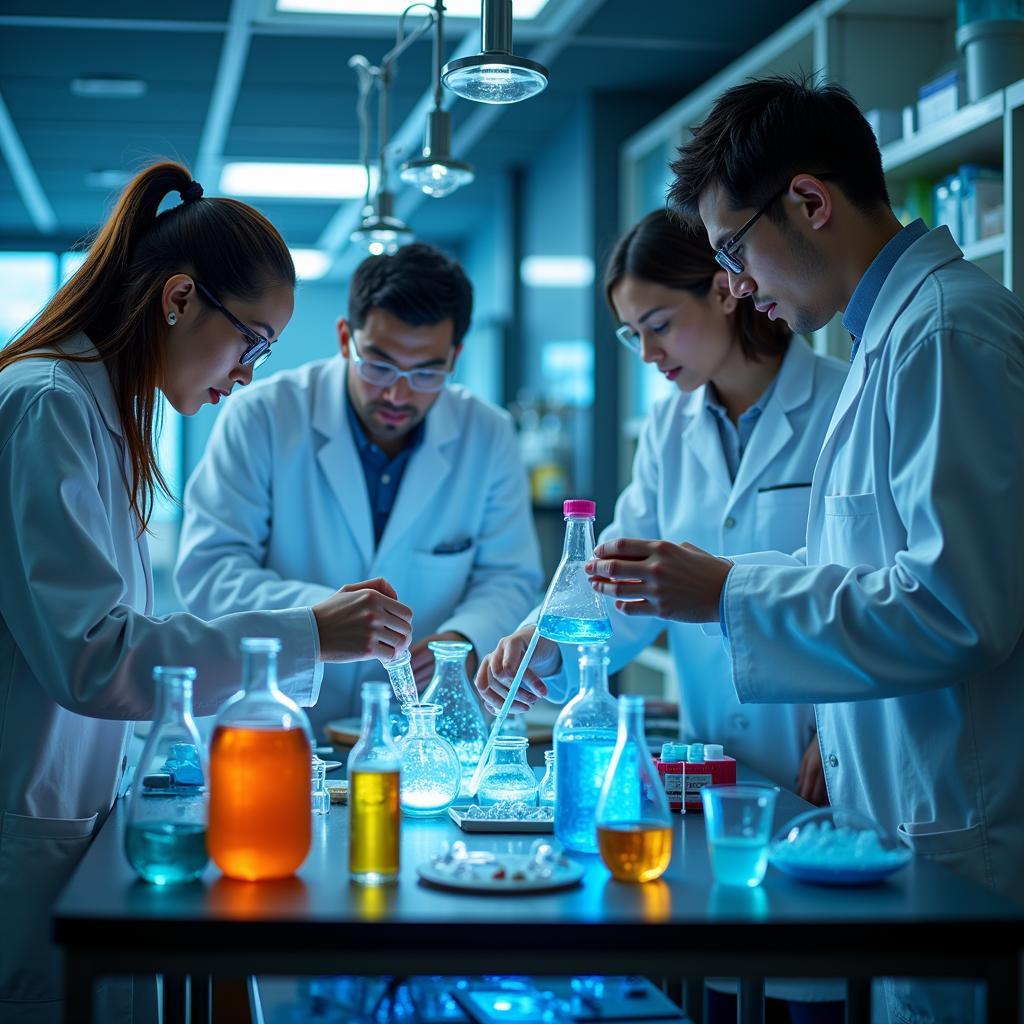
311, 755, 330, 816
538, 750, 556, 807
477, 736, 538, 806
397, 703, 461, 817
596, 695, 673, 883
381, 650, 418, 708
349, 682, 401, 885
124, 666, 208, 885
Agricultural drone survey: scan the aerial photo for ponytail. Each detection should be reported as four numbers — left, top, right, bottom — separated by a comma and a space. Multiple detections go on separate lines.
0, 160, 294, 532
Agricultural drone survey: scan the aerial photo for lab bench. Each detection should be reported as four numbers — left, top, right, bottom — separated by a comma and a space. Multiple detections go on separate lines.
53, 763, 1023, 1024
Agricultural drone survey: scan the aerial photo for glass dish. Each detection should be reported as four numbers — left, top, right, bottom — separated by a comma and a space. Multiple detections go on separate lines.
768, 807, 912, 886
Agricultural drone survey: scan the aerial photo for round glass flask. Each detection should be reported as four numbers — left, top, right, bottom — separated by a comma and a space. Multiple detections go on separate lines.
124, 666, 208, 884
397, 703, 461, 816
421, 640, 487, 791
477, 736, 538, 806
208, 637, 314, 880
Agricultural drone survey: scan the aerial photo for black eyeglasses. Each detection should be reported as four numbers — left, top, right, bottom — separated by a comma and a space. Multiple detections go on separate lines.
193, 281, 273, 369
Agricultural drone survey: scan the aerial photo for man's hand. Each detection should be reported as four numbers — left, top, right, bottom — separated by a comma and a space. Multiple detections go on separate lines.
312, 577, 413, 663
586, 538, 732, 623
474, 626, 562, 715
410, 631, 479, 689
797, 735, 829, 806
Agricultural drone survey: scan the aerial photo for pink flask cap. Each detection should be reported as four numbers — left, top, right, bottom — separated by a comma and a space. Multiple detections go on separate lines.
563, 499, 596, 518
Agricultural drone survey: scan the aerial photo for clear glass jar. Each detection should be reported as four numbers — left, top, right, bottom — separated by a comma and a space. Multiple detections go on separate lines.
349, 682, 402, 884
538, 749, 556, 807
596, 695, 672, 882
477, 736, 538, 806
553, 644, 619, 853
421, 640, 487, 792
124, 666, 208, 885
208, 637, 313, 880
311, 755, 330, 816
397, 703, 461, 817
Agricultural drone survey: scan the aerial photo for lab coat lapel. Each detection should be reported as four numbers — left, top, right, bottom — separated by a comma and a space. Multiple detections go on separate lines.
375, 390, 457, 561
684, 389, 733, 501
312, 357, 375, 566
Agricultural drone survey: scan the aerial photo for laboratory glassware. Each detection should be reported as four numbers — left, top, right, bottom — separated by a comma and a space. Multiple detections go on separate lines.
208, 637, 313, 880
124, 666, 208, 884
477, 736, 539, 806
311, 755, 330, 816
553, 644, 619, 853
397, 703, 461, 817
468, 498, 612, 795
382, 650, 418, 708
538, 749, 556, 807
421, 640, 487, 790
596, 695, 672, 882
702, 783, 779, 887
349, 681, 402, 884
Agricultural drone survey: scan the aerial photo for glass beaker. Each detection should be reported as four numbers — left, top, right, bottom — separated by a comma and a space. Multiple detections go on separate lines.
537, 500, 612, 644
553, 644, 619, 853
477, 736, 538, 806
124, 666, 208, 885
397, 703, 461, 817
349, 681, 402, 884
208, 637, 313, 880
702, 784, 779, 887
538, 750, 556, 807
421, 640, 487, 790
381, 650, 418, 708
311, 755, 330, 816
596, 695, 672, 882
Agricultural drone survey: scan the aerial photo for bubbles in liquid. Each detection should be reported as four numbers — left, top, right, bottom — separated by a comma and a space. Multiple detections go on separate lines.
538, 614, 612, 644
555, 731, 616, 853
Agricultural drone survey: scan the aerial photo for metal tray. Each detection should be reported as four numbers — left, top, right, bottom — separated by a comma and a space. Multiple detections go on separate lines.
447, 804, 553, 833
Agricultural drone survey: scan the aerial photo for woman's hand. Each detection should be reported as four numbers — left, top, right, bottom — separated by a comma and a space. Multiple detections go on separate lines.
312, 578, 413, 664
586, 538, 732, 623
474, 626, 562, 715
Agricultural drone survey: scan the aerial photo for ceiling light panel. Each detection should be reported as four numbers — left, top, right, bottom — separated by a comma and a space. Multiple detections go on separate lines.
275, 0, 549, 18
220, 162, 366, 200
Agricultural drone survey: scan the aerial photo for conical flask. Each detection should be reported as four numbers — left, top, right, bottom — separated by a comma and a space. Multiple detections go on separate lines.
422, 640, 487, 790
596, 695, 673, 882
208, 637, 314, 880
124, 666, 208, 884
552, 644, 619, 853
537, 500, 612, 644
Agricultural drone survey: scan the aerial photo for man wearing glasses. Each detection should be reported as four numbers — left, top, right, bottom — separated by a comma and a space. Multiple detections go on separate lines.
175, 243, 542, 727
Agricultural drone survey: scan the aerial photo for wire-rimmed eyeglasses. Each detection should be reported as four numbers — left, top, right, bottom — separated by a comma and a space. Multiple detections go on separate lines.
193, 281, 273, 369
349, 336, 452, 393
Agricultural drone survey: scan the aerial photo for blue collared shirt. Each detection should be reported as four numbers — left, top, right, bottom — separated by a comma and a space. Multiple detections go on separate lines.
843, 218, 928, 362
345, 389, 425, 546
704, 374, 779, 483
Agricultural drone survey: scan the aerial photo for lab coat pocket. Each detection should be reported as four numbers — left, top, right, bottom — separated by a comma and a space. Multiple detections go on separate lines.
754, 486, 811, 553
0, 810, 99, 1004
896, 821, 989, 888
822, 491, 883, 567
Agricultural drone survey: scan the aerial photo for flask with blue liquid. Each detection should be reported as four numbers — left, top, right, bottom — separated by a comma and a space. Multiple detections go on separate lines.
553, 644, 619, 853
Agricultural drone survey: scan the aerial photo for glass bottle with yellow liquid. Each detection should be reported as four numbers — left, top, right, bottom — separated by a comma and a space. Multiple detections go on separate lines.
348, 681, 401, 885
208, 637, 313, 880
595, 694, 673, 883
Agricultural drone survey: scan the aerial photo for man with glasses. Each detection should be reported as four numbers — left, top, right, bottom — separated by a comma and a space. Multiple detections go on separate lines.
176, 243, 542, 727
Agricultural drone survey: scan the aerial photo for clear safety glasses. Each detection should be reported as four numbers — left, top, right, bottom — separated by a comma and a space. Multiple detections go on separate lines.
349, 336, 452, 393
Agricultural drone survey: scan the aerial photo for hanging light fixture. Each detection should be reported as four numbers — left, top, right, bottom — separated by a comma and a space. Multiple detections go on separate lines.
350, 190, 415, 255
441, 0, 548, 105
400, 1, 475, 198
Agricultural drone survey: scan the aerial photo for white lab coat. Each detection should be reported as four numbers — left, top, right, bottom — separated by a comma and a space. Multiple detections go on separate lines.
0, 335, 322, 1022
175, 354, 542, 729
718, 229, 1024, 1020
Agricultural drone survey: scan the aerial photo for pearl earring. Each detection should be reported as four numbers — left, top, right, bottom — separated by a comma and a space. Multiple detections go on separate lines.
167, 312, 177, 326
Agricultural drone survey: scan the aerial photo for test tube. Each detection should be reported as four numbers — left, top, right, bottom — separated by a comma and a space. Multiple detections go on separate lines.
382, 651, 419, 708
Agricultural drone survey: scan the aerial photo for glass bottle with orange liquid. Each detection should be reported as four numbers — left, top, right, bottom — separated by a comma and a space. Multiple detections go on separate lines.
595, 694, 673, 883
208, 637, 313, 880
348, 682, 401, 885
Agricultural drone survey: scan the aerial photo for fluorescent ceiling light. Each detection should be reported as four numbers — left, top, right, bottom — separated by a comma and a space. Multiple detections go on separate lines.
275, 0, 549, 18
70, 76, 147, 99
220, 162, 366, 200
521, 256, 594, 289
290, 248, 332, 280
84, 169, 132, 190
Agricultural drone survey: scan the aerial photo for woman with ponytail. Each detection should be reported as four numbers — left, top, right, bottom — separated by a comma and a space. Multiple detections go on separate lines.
0, 162, 412, 1021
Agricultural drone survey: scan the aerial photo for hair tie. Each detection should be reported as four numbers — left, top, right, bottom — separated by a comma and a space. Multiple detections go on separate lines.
181, 180, 204, 203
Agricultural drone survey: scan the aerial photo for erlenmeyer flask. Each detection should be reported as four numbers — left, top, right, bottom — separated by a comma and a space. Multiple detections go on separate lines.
124, 666, 208, 884
208, 637, 313, 880
596, 695, 673, 882
552, 644, 619, 853
537, 500, 612, 644
422, 640, 487, 789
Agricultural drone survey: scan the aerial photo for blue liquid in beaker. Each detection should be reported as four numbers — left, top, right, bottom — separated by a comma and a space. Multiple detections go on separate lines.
538, 614, 612, 644
708, 835, 769, 887
125, 822, 208, 884
555, 729, 617, 852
